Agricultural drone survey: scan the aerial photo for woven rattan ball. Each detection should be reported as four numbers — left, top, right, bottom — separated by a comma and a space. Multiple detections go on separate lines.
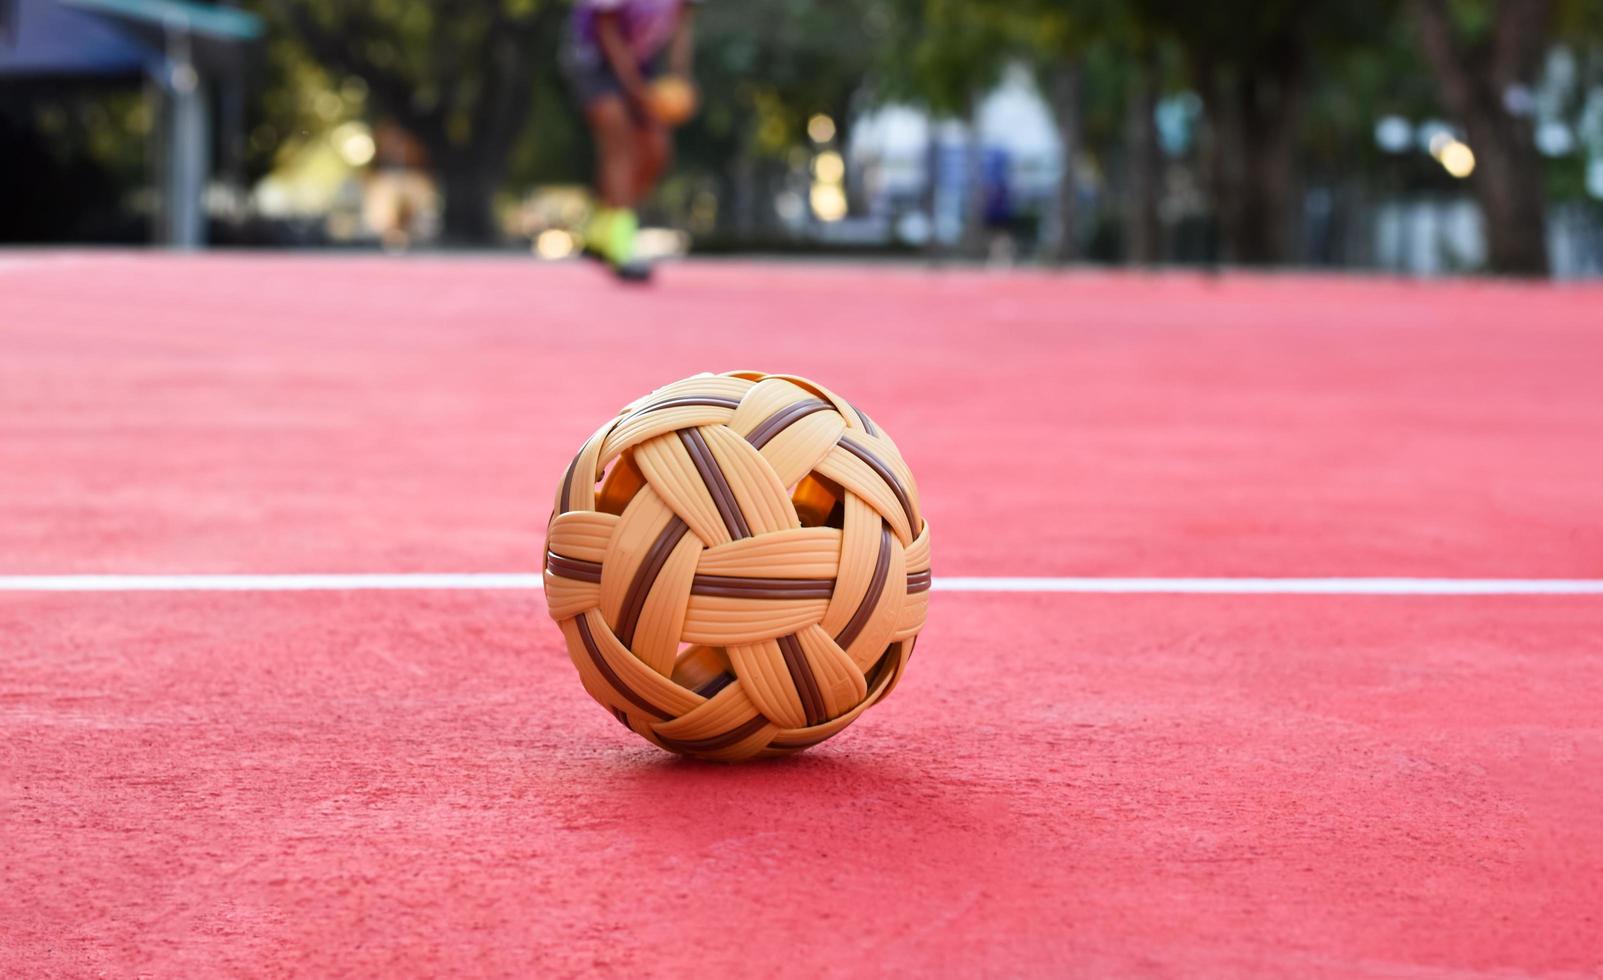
543, 371, 931, 761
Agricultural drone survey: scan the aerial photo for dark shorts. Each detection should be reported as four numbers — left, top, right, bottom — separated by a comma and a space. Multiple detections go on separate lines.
563, 50, 665, 110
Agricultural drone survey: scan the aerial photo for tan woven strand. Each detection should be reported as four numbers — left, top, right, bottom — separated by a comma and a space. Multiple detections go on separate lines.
543, 371, 931, 761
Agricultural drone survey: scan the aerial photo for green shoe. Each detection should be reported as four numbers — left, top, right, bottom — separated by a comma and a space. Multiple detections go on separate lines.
580, 207, 614, 263
583, 206, 651, 281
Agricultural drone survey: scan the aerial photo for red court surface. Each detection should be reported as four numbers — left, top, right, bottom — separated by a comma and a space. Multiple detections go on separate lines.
3, 254, 1602, 976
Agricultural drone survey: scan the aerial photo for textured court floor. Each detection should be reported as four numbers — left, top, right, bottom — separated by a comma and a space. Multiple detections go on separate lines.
2, 254, 1601, 976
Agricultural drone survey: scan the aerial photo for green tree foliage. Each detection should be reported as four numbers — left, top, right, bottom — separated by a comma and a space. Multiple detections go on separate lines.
195, 0, 1603, 267
889, 0, 1590, 273
658, 0, 898, 237
0, 84, 150, 242
1133, 1, 1395, 263
252, 0, 563, 242
879, 0, 1021, 114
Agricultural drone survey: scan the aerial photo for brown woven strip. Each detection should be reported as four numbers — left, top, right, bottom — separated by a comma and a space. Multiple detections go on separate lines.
614, 516, 689, 647
778, 633, 827, 727
906, 569, 932, 593
839, 437, 915, 533
546, 551, 603, 583
656, 715, 768, 754
611, 706, 631, 728
850, 403, 879, 436
835, 525, 892, 649
638, 395, 742, 414
746, 398, 831, 450
576, 615, 668, 720
678, 427, 751, 539
690, 574, 835, 599
557, 456, 577, 515
695, 671, 736, 699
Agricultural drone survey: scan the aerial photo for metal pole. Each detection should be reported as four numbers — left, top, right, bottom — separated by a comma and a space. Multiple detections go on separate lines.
160, 26, 209, 249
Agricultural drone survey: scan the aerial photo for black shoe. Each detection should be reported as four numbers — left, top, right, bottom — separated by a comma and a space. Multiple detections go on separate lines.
579, 243, 651, 282
613, 258, 654, 283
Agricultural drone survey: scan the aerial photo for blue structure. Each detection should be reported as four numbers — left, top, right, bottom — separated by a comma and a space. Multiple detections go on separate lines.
0, 0, 263, 246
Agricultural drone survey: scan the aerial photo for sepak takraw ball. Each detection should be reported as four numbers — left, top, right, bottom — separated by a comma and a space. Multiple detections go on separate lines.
543, 372, 931, 761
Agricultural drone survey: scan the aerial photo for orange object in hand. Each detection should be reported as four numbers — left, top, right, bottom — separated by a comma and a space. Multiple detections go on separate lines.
649, 75, 698, 126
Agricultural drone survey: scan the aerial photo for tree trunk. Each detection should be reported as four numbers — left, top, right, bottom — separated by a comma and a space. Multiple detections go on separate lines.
273, 3, 553, 248
1125, 52, 1161, 265
1206, 58, 1303, 266
1410, 0, 1550, 276
1045, 63, 1082, 264
438, 156, 502, 243
1466, 110, 1548, 273
731, 152, 756, 238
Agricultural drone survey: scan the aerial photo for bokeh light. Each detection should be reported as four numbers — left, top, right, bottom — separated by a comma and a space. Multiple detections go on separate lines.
1439, 140, 1475, 179
331, 122, 376, 167
813, 150, 845, 183
809, 183, 847, 222
534, 228, 575, 259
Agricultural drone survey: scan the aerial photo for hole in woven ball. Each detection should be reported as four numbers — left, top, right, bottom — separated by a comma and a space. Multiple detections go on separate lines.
595, 452, 646, 516
864, 643, 899, 689
791, 472, 845, 528
672, 644, 735, 698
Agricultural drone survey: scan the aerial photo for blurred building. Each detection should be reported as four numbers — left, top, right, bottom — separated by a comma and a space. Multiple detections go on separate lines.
847, 65, 1068, 249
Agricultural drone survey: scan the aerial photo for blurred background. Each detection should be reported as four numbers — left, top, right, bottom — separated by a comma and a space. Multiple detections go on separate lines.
2, 0, 1601, 277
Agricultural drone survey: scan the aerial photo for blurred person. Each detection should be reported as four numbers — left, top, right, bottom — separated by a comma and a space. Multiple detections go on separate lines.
365, 122, 437, 250
562, 0, 699, 282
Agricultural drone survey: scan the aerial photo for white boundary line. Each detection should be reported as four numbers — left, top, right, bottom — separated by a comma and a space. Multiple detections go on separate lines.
0, 574, 1599, 595
934, 577, 1603, 595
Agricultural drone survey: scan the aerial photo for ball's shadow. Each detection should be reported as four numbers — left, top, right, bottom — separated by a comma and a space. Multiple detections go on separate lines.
557, 741, 1004, 851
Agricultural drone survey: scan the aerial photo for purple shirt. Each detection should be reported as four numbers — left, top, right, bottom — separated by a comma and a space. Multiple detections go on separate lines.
569, 0, 690, 66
